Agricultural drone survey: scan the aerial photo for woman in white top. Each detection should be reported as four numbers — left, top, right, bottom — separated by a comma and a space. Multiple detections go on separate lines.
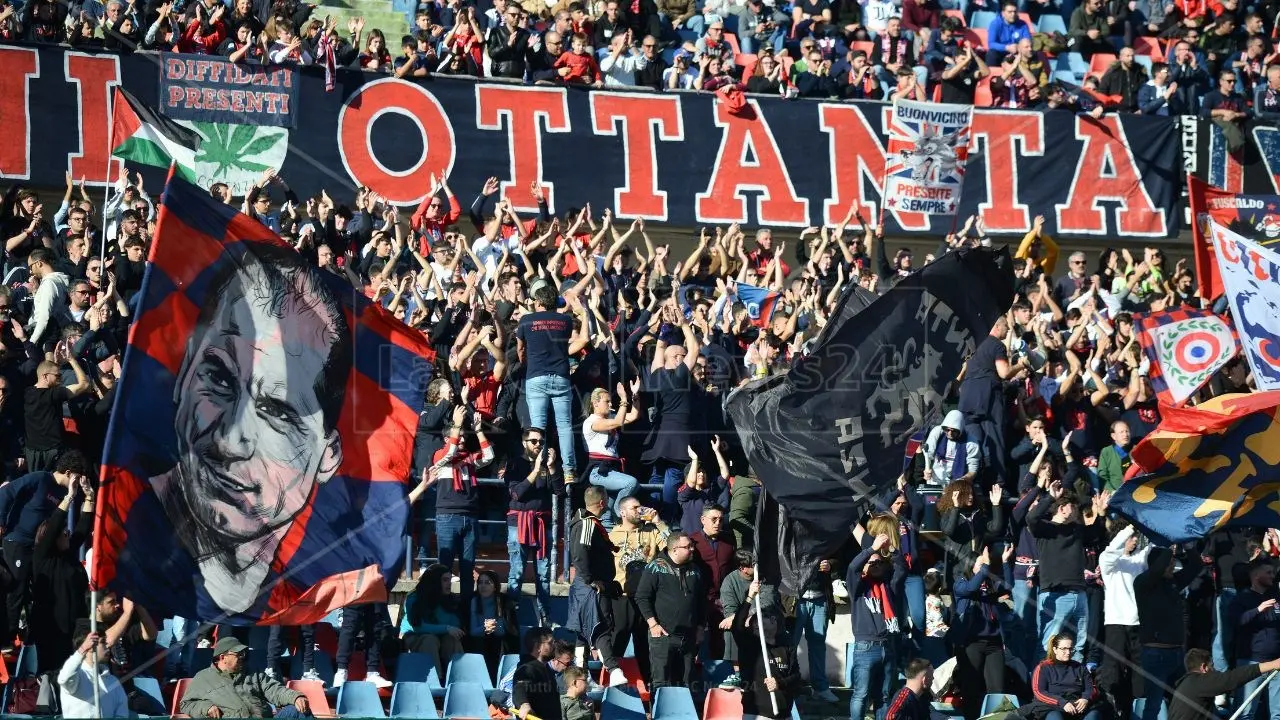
583, 381, 641, 528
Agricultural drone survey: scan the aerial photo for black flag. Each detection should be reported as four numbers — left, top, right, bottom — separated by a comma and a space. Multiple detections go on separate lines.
729, 247, 1014, 577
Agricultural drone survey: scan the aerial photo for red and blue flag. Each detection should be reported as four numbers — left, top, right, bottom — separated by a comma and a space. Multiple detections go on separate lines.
1111, 391, 1280, 545
736, 283, 780, 328
91, 171, 433, 625
1132, 307, 1239, 407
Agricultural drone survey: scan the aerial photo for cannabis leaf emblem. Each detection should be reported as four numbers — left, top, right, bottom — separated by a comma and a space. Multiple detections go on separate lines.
191, 122, 284, 176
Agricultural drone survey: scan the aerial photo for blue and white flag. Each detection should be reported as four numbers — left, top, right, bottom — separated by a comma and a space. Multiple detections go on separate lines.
1210, 219, 1280, 390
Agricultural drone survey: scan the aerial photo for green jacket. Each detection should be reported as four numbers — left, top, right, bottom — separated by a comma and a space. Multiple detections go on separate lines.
728, 476, 759, 550
1097, 445, 1130, 493
560, 694, 594, 720
180, 665, 302, 718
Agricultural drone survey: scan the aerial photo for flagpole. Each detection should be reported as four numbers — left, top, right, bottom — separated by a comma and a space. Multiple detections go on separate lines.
878, 99, 898, 232
752, 564, 780, 716
101, 91, 116, 265
90, 588, 101, 717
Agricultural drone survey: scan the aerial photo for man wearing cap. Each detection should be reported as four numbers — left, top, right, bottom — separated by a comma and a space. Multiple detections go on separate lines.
180, 637, 310, 718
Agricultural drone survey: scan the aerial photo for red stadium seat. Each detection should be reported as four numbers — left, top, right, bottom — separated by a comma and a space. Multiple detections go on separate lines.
964, 27, 988, 50
1134, 36, 1165, 60
169, 678, 191, 717
598, 658, 649, 703
974, 75, 995, 106
1089, 52, 1117, 77
943, 8, 966, 25
288, 680, 335, 718
1019, 12, 1036, 31
853, 40, 875, 57
704, 688, 745, 720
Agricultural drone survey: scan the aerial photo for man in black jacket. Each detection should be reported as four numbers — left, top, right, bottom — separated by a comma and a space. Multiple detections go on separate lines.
1027, 490, 1098, 662
1169, 649, 1280, 720
1230, 558, 1280, 720
1135, 546, 1205, 720
635, 529, 704, 689
513, 634, 568, 720
488, 6, 532, 79
565, 487, 616, 665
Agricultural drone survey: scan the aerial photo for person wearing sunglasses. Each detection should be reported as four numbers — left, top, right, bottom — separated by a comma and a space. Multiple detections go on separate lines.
180, 637, 311, 718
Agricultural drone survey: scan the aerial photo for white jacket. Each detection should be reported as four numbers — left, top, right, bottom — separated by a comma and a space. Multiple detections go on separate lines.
1098, 524, 1151, 627
57, 650, 129, 720
600, 50, 648, 87
27, 270, 70, 347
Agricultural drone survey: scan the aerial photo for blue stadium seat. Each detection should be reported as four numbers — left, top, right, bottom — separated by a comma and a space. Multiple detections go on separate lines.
391, 682, 440, 718
970, 10, 997, 30
445, 654, 494, 692
396, 653, 438, 683
337, 680, 388, 718
601, 686, 646, 720
1053, 69, 1080, 85
652, 686, 699, 720
132, 676, 165, 715
980, 693, 1021, 715
1037, 13, 1067, 34
442, 682, 489, 718
1135, 55, 1153, 72
1062, 51, 1089, 75
156, 618, 174, 649
15, 645, 38, 677
495, 654, 520, 686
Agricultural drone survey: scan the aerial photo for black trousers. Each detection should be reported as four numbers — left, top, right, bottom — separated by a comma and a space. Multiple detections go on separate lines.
649, 631, 695, 690
955, 637, 1005, 720
597, 592, 652, 686
3, 540, 33, 642
337, 603, 392, 670
1099, 624, 1143, 719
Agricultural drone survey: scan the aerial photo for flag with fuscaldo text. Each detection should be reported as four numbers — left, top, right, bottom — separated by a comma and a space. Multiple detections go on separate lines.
882, 100, 973, 217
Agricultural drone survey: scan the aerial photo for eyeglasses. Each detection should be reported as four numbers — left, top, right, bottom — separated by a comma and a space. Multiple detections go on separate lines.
672, 544, 693, 551
1054, 645, 1074, 652
642, 43, 656, 48
526, 438, 543, 445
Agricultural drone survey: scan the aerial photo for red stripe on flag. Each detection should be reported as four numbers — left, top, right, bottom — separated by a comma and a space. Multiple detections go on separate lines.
340, 368, 418, 482
150, 212, 232, 286
91, 465, 149, 590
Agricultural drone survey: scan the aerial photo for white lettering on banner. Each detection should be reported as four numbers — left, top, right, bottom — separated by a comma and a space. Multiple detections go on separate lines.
834, 416, 873, 498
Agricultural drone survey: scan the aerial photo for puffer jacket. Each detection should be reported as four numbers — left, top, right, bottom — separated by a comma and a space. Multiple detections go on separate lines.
179, 665, 301, 718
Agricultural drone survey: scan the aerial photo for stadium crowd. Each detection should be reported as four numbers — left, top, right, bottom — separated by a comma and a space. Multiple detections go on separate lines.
5, 0, 1280, 117
0, 154, 1278, 720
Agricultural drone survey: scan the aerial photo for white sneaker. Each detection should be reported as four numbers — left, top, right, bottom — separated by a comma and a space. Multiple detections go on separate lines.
301, 669, 325, 686
814, 689, 839, 703
607, 668, 628, 687
332, 669, 348, 688
832, 579, 849, 601
1216, 695, 1228, 708
264, 668, 277, 680
366, 671, 393, 689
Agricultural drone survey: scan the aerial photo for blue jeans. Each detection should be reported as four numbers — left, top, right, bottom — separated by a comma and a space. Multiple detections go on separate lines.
1010, 579, 1040, 670
524, 374, 576, 476
650, 461, 685, 520
589, 466, 638, 528
506, 523, 551, 625
1140, 646, 1184, 720
794, 599, 830, 693
436, 514, 477, 600
1238, 658, 1280, 720
848, 641, 887, 720
274, 707, 311, 718
1039, 589, 1087, 662
902, 575, 925, 636
1213, 588, 1238, 671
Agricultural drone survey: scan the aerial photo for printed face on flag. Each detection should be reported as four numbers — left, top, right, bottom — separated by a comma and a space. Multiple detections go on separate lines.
169, 254, 346, 550
1210, 221, 1280, 390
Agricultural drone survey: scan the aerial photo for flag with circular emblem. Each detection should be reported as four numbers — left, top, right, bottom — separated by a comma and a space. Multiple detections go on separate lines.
1133, 308, 1240, 407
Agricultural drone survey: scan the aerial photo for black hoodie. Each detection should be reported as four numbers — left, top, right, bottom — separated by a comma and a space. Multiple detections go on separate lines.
1134, 546, 1202, 646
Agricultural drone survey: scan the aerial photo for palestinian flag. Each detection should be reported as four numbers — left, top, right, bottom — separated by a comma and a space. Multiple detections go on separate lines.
110, 88, 200, 176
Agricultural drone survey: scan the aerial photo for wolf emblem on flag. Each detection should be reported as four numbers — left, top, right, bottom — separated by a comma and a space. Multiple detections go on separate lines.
883, 100, 973, 216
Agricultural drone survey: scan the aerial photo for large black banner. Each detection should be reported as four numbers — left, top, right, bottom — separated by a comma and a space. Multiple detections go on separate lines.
4, 45, 1180, 237
728, 248, 1014, 557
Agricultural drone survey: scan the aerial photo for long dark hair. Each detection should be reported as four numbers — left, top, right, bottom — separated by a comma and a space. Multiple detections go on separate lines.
408, 563, 457, 628
474, 568, 511, 622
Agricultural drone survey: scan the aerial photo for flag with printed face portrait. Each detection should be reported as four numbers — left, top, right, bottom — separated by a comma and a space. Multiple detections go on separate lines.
91, 171, 433, 625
